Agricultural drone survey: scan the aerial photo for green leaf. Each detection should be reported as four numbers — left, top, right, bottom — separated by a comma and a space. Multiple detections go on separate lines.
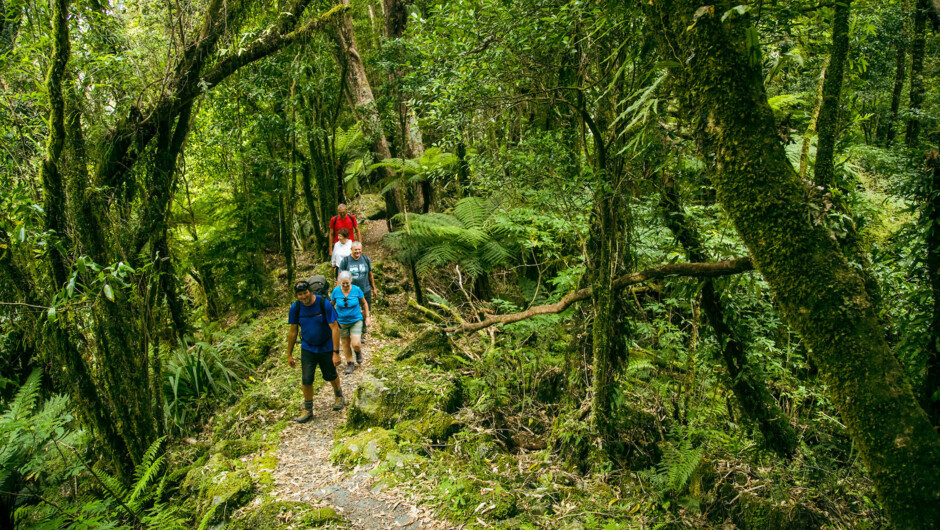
103, 284, 114, 302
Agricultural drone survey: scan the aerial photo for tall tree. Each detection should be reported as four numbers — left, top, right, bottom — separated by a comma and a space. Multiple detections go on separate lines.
331, 0, 402, 227
813, 0, 852, 191
906, 0, 928, 147
646, 0, 940, 526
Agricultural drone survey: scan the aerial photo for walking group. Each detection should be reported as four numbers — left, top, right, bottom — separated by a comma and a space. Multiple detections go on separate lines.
285, 204, 377, 424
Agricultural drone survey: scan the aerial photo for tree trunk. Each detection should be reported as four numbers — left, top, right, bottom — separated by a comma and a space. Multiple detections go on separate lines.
799, 60, 828, 179
906, 0, 927, 148
879, 40, 906, 146
923, 148, 940, 426
813, 0, 851, 191
384, 0, 430, 212
647, 1, 940, 526
41, 0, 71, 288
660, 175, 797, 457
331, 0, 402, 228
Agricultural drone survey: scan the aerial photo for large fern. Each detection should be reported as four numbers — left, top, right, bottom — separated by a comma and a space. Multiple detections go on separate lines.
386, 196, 518, 282
653, 439, 704, 494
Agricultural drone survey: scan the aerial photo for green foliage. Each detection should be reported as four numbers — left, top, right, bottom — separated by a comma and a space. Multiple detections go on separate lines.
650, 439, 704, 495
386, 196, 519, 281
163, 339, 249, 434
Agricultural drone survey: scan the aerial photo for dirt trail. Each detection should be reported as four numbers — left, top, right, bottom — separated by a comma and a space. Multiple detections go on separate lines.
271, 219, 448, 530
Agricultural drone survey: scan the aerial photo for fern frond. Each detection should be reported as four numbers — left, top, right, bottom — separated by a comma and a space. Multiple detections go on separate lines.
129, 436, 167, 504
2, 370, 42, 423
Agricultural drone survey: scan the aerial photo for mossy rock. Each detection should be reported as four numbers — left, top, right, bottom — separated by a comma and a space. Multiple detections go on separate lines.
347, 371, 462, 430
396, 327, 467, 371
331, 427, 401, 467
183, 454, 255, 528
397, 410, 459, 444
211, 439, 261, 459
229, 500, 340, 529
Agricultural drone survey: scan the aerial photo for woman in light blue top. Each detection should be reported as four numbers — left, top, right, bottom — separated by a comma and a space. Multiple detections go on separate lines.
331, 271, 370, 375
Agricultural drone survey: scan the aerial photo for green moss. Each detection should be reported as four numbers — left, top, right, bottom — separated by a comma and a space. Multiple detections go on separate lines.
731, 493, 824, 529
182, 453, 256, 528
438, 477, 518, 522
397, 410, 459, 445
228, 500, 341, 529
331, 427, 401, 467
211, 438, 260, 459
347, 370, 462, 431
395, 328, 467, 371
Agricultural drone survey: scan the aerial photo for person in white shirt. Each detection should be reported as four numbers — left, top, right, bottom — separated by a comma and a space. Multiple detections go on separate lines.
331, 228, 353, 275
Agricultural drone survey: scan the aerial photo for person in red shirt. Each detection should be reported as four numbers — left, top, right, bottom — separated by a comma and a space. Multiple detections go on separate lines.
329, 204, 361, 256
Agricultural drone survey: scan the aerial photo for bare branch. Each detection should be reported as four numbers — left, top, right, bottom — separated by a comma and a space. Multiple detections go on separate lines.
445, 258, 755, 333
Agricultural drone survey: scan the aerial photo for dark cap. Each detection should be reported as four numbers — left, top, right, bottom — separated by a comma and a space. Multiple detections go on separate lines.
293, 281, 310, 292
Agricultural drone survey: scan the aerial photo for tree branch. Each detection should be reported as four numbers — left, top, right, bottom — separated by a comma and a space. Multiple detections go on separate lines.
445, 258, 755, 333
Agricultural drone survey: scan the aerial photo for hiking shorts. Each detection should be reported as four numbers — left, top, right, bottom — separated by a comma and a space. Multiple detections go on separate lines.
301, 349, 338, 385
339, 320, 364, 338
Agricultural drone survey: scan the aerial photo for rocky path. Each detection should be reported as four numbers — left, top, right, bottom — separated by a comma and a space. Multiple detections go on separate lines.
270, 219, 450, 530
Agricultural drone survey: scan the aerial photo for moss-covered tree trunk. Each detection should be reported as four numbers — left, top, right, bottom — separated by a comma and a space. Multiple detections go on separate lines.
646, 1, 940, 526
660, 176, 797, 457
813, 0, 851, 190
331, 0, 402, 228
906, 0, 927, 148
923, 149, 940, 426
879, 40, 906, 146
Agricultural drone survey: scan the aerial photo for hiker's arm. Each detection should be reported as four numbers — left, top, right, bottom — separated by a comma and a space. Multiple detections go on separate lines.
286, 324, 298, 368
369, 270, 377, 294
361, 296, 370, 324
354, 224, 362, 242
330, 321, 341, 365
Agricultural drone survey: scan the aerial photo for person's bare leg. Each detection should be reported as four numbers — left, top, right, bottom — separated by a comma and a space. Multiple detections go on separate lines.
329, 377, 345, 410
343, 337, 354, 364
351, 334, 363, 364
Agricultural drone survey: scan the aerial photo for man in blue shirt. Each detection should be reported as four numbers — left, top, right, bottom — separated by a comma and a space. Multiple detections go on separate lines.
287, 281, 345, 423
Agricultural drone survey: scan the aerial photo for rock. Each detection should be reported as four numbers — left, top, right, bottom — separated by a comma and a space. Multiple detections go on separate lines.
183, 454, 255, 528
396, 327, 467, 371
398, 410, 459, 444
331, 427, 401, 467
347, 370, 462, 430
228, 500, 340, 529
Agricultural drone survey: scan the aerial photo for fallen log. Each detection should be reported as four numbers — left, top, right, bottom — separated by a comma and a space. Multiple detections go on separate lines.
445, 257, 755, 333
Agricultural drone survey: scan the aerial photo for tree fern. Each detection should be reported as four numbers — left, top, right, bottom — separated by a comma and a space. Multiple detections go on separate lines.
387, 196, 519, 284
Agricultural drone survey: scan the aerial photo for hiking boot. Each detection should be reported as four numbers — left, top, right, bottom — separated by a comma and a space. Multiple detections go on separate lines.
345, 362, 355, 375
295, 411, 314, 424
333, 395, 346, 411
355, 350, 363, 364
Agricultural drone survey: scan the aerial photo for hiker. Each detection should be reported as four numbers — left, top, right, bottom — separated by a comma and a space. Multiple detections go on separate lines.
331, 271, 370, 375
286, 280, 345, 423
331, 227, 353, 276
338, 242, 377, 314
329, 203, 361, 248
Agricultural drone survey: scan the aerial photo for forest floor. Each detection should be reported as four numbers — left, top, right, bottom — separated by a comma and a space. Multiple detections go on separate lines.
268, 219, 453, 530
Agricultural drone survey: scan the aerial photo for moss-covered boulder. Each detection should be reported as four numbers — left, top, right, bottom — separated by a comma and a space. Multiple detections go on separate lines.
396, 327, 468, 371
398, 410, 459, 444
347, 370, 462, 430
182, 453, 256, 528
229, 500, 340, 529
331, 427, 401, 467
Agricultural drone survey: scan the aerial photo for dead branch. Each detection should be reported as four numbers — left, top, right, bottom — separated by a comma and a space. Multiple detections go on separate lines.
445, 257, 755, 333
